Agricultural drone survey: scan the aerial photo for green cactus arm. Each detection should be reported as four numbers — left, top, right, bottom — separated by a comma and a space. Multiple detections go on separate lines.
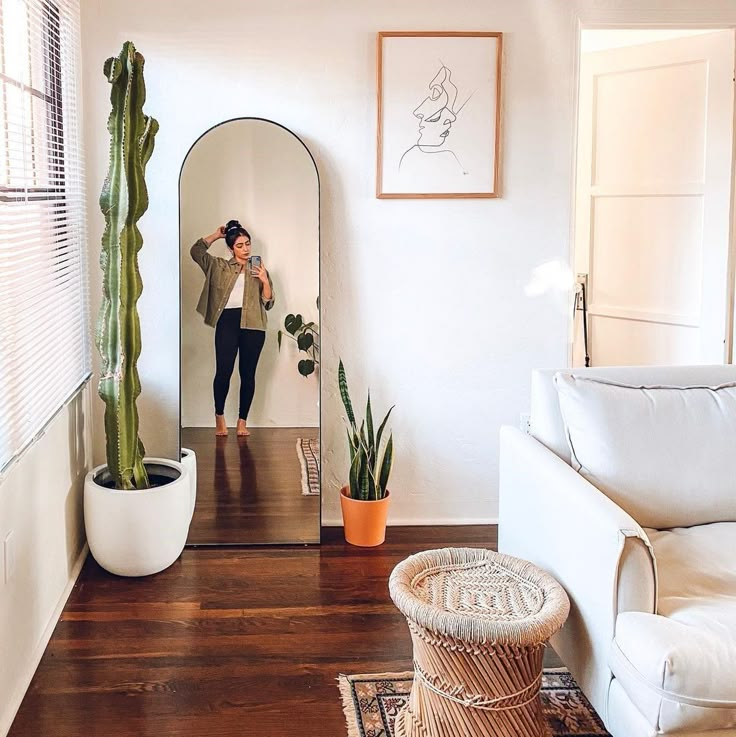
95, 42, 158, 491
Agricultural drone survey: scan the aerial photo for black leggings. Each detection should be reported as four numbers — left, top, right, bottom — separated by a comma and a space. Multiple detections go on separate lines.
213, 308, 266, 420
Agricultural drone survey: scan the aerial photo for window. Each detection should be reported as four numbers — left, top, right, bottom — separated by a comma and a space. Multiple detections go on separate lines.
0, 0, 89, 474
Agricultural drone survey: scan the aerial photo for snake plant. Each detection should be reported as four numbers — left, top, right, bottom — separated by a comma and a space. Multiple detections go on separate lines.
95, 42, 159, 490
339, 360, 394, 501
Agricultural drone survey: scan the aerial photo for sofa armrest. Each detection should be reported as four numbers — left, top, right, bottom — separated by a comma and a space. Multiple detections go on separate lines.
498, 426, 656, 724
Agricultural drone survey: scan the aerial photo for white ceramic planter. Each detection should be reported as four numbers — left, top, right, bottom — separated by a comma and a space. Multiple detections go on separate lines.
180, 448, 197, 521
84, 457, 190, 577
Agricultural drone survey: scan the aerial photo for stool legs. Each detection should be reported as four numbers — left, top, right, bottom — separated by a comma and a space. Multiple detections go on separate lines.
396, 625, 548, 737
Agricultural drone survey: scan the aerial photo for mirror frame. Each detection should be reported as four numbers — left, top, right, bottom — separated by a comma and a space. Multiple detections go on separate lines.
177, 116, 322, 545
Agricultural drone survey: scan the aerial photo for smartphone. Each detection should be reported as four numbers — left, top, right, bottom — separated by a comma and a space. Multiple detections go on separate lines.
249, 255, 262, 271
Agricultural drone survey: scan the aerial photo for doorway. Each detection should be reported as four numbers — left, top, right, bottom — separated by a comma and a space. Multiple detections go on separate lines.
571, 28, 736, 367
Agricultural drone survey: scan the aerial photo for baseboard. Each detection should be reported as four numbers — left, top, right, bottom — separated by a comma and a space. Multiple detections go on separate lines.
0, 543, 89, 737
321, 517, 499, 527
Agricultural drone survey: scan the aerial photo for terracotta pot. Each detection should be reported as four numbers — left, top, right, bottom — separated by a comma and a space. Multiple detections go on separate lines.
340, 486, 390, 547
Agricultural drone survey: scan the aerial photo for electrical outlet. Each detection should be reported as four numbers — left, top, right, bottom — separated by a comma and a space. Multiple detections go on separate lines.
4, 531, 15, 584
519, 413, 531, 434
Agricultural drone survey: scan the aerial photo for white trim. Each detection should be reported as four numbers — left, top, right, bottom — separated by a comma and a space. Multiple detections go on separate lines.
322, 517, 499, 527
566, 13, 585, 369
0, 544, 89, 737
588, 305, 699, 328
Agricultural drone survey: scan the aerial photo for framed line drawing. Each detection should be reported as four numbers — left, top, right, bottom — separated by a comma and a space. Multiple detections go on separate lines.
376, 31, 502, 199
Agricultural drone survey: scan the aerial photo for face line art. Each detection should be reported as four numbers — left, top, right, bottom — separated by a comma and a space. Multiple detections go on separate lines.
398, 62, 468, 176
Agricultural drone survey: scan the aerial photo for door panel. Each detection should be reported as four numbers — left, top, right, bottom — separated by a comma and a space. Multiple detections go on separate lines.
591, 316, 699, 367
593, 60, 707, 186
591, 196, 703, 320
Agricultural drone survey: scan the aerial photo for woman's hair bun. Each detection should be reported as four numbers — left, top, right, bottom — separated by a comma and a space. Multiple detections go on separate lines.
223, 219, 251, 249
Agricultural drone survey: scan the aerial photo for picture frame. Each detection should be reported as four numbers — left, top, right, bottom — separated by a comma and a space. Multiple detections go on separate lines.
376, 31, 503, 199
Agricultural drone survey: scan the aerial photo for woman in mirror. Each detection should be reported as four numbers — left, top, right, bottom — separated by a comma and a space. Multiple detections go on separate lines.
190, 220, 274, 437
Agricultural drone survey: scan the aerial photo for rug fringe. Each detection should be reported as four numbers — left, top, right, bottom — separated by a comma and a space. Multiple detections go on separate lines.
337, 675, 362, 737
345, 671, 415, 682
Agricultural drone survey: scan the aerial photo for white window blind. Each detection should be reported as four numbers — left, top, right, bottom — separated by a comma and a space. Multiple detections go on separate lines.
0, 0, 89, 474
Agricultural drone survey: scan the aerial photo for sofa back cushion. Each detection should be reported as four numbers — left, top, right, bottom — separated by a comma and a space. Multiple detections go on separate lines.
530, 365, 736, 465
554, 374, 736, 528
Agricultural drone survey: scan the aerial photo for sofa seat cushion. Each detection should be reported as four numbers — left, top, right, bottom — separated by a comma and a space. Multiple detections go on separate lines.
610, 523, 736, 733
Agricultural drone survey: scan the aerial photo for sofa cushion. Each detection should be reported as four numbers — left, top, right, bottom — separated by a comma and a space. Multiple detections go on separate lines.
554, 374, 736, 528
610, 523, 736, 733
531, 365, 736, 466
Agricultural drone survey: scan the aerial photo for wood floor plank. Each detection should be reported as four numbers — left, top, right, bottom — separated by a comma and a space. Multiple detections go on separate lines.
9, 526, 497, 737
183, 427, 320, 545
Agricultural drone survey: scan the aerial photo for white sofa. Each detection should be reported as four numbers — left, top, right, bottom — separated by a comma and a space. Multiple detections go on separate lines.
499, 365, 736, 737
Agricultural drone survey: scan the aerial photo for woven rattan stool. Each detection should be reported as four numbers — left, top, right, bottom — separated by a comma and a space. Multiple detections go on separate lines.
389, 548, 570, 737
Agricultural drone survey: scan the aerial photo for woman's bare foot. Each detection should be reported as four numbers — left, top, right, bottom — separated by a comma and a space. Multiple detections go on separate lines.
236, 418, 250, 437
215, 414, 228, 436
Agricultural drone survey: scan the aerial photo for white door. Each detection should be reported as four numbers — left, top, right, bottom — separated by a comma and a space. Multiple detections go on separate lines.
573, 30, 735, 367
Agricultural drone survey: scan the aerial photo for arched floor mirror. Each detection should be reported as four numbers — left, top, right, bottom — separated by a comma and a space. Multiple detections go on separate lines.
179, 118, 320, 545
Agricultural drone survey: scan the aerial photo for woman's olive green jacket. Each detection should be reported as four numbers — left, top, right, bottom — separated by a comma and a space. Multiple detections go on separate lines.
190, 238, 275, 330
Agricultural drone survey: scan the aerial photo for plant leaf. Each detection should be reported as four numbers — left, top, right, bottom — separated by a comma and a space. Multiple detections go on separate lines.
284, 313, 303, 335
277, 330, 282, 350
367, 463, 379, 501
346, 427, 356, 462
358, 421, 372, 469
297, 332, 314, 351
338, 360, 356, 429
349, 446, 361, 499
358, 450, 370, 501
366, 392, 375, 454
298, 359, 315, 377
378, 434, 393, 499
375, 405, 395, 453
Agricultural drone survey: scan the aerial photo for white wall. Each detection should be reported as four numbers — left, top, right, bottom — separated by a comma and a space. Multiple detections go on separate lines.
81, 0, 736, 526
0, 388, 90, 736
180, 119, 319, 428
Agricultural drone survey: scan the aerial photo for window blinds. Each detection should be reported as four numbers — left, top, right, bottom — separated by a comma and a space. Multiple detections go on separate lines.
0, 0, 90, 473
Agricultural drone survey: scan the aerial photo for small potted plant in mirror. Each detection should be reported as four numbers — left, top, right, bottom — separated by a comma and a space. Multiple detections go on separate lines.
83, 42, 193, 577
338, 360, 394, 547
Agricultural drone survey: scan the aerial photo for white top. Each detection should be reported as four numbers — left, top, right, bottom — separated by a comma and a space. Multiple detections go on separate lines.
225, 272, 245, 309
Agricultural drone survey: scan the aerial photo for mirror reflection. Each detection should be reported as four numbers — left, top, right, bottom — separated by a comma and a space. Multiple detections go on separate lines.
180, 119, 320, 545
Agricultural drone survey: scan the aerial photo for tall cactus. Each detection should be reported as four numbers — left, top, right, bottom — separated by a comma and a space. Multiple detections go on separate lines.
95, 42, 159, 490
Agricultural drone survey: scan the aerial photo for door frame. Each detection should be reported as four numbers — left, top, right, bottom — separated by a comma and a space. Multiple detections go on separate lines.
567, 19, 736, 367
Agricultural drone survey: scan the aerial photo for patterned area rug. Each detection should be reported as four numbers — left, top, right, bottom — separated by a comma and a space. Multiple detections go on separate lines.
338, 669, 610, 737
296, 438, 320, 495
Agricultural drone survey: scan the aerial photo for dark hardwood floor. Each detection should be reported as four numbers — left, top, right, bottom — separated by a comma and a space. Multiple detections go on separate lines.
9, 526, 498, 737
183, 427, 320, 545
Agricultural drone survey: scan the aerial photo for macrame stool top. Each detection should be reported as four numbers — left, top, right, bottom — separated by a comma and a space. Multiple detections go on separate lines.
389, 547, 570, 647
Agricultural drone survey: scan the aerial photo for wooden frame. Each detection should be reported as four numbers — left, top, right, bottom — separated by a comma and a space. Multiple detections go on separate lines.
376, 31, 503, 199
